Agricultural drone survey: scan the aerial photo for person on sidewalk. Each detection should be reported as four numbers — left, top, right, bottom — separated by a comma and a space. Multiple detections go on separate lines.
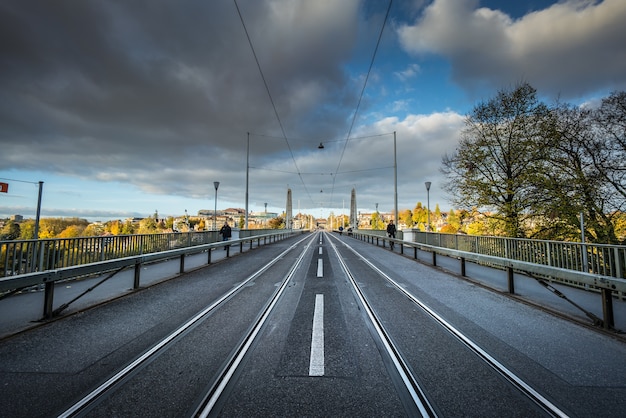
219, 221, 232, 250
386, 220, 396, 250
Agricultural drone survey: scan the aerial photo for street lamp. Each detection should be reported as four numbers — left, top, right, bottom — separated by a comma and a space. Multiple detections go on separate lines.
214, 181, 220, 230
425, 181, 431, 232
317, 131, 397, 231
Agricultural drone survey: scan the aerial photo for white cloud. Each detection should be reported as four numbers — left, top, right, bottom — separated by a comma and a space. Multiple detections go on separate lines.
394, 63, 421, 81
398, 0, 626, 98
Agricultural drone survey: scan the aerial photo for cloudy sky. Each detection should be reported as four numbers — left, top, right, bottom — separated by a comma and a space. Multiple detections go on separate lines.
1, 0, 625, 222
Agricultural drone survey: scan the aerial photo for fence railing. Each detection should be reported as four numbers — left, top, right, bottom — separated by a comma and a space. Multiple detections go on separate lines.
0, 229, 298, 278
404, 230, 625, 280
350, 229, 626, 330
0, 230, 304, 321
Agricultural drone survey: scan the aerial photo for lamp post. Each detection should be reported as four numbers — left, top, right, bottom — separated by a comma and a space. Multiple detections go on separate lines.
393, 131, 398, 228
425, 181, 431, 232
245, 132, 249, 229
213, 181, 220, 230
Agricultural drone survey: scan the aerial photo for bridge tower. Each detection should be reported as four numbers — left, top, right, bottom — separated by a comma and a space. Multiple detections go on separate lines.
285, 188, 292, 229
350, 188, 357, 230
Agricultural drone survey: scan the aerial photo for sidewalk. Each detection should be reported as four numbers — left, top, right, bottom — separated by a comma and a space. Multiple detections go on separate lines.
0, 247, 237, 339
1, 239, 624, 341
413, 246, 626, 335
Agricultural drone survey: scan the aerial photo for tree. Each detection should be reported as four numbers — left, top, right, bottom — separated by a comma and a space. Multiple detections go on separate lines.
121, 219, 135, 235
268, 216, 284, 229
138, 217, 158, 234
19, 220, 35, 239
412, 202, 427, 229
591, 91, 626, 202
434, 204, 442, 228
58, 225, 85, 238
533, 97, 624, 243
442, 82, 551, 237
399, 209, 413, 228
446, 209, 461, 232
370, 212, 385, 230
0, 220, 20, 240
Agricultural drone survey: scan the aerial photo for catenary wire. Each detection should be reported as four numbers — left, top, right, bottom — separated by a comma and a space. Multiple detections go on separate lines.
234, 0, 314, 205
329, 0, 393, 208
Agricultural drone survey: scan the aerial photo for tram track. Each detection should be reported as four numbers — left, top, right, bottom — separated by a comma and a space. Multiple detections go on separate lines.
327, 232, 571, 417
14, 230, 615, 416
58, 234, 315, 418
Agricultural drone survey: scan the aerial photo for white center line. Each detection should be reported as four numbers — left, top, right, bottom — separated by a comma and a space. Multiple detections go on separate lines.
317, 258, 323, 277
319, 247, 323, 255
309, 294, 324, 376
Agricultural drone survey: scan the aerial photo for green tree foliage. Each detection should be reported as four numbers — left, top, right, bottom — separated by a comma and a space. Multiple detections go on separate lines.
592, 91, 626, 202
531, 101, 619, 242
412, 202, 427, 230
370, 212, 385, 230
138, 217, 158, 234
123, 221, 136, 235
399, 209, 413, 227
442, 83, 553, 237
19, 220, 35, 239
446, 209, 461, 232
0, 220, 20, 240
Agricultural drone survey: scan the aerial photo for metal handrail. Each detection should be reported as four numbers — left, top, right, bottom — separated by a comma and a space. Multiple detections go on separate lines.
350, 230, 626, 330
0, 229, 297, 278
405, 230, 626, 280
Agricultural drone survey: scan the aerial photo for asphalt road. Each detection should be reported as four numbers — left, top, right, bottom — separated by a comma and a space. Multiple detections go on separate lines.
0, 232, 625, 417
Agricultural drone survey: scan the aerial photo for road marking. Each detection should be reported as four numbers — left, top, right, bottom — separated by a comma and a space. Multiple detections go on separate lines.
319, 247, 323, 255
317, 259, 323, 277
309, 294, 324, 376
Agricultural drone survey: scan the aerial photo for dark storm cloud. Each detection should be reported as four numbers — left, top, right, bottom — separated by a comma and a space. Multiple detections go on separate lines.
0, 0, 368, 207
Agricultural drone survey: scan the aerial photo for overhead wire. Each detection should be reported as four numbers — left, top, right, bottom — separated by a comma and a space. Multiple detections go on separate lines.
235, 0, 392, 212
329, 0, 393, 208
234, 0, 314, 205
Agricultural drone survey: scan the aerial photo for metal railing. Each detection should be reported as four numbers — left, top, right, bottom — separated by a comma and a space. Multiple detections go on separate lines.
406, 230, 625, 280
350, 229, 626, 330
1, 231, 214, 277
0, 229, 300, 278
0, 230, 305, 321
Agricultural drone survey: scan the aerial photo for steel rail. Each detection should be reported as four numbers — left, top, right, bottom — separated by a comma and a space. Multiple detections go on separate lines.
192, 233, 316, 417
333, 233, 570, 418
57, 234, 312, 418
327, 233, 438, 417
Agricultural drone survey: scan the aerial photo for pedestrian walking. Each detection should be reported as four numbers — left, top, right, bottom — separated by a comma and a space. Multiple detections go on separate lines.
219, 221, 232, 250
386, 220, 396, 250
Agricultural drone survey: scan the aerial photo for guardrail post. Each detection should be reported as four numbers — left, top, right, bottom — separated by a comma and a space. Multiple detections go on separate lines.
179, 254, 185, 274
432, 251, 437, 267
507, 267, 515, 294
460, 257, 466, 276
601, 289, 615, 330
400, 243, 404, 255
207, 249, 212, 264
414, 247, 417, 259
240, 241, 244, 252
43, 281, 54, 319
615, 247, 623, 279
134, 261, 141, 289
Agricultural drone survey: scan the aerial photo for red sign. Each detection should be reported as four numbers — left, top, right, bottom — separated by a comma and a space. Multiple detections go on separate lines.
0, 182, 8, 193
